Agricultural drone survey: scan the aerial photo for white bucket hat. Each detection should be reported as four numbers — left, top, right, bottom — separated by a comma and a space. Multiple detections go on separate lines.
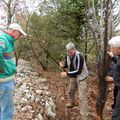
8, 23, 27, 36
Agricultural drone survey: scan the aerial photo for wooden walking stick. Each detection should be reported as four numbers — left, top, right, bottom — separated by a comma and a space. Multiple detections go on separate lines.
50, 59, 69, 120
61, 68, 69, 120
63, 78, 69, 120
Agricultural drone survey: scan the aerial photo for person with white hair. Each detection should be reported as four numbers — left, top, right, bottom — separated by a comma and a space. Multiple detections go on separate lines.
59, 42, 89, 120
0, 23, 27, 120
106, 36, 120, 120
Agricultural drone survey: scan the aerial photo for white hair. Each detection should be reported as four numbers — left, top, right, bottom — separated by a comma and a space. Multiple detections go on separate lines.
108, 36, 120, 47
66, 42, 75, 50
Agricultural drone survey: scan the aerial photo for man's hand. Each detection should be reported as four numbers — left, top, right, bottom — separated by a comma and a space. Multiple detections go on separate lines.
59, 61, 64, 68
107, 51, 114, 58
105, 76, 114, 82
61, 72, 67, 78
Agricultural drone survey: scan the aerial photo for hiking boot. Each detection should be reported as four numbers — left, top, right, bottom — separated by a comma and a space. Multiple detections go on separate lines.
66, 102, 75, 108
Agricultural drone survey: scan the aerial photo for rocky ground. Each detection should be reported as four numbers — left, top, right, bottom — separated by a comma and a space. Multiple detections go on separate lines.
13, 59, 114, 120
14, 59, 56, 120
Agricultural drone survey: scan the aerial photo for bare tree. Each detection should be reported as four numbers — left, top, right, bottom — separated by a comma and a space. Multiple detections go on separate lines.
0, 0, 31, 65
84, 0, 120, 119
0, 0, 21, 27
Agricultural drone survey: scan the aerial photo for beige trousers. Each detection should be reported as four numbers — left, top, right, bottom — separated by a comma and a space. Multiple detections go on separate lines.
68, 78, 88, 119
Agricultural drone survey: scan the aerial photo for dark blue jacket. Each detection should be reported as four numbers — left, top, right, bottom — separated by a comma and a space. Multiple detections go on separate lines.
110, 56, 120, 87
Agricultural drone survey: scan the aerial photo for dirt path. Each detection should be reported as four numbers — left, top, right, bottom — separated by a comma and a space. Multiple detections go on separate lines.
41, 70, 113, 120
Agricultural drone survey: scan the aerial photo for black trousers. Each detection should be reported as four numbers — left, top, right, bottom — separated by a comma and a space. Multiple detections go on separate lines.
112, 88, 120, 120
112, 86, 118, 109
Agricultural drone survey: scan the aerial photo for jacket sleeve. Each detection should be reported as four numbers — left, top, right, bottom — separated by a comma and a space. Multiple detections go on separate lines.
108, 63, 115, 77
0, 40, 5, 72
111, 56, 117, 63
116, 56, 120, 66
67, 54, 84, 77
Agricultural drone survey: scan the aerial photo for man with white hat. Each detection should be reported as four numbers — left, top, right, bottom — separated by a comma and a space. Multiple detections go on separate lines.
106, 36, 120, 120
0, 23, 27, 120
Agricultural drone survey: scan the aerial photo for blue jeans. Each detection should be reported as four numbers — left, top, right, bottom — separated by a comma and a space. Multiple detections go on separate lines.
0, 80, 14, 120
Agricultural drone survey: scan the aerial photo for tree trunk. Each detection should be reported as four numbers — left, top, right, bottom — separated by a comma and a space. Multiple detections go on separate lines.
96, 0, 110, 119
